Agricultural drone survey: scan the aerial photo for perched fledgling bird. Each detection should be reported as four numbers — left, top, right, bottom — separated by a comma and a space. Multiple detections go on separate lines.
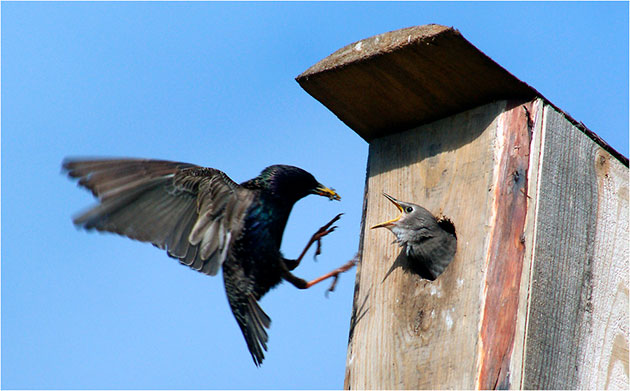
371, 193, 456, 280
63, 158, 355, 366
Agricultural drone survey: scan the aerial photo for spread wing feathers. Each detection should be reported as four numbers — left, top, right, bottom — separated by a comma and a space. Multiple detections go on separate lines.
63, 158, 255, 276
223, 262, 271, 366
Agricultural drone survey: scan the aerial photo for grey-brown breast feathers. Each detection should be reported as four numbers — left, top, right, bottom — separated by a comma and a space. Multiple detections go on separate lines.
63, 158, 254, 276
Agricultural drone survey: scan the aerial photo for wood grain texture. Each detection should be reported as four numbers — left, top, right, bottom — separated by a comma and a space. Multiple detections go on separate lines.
345, 101, 508, 389
510, 98, 546, 389
589, 149, 629, 390
522, 105, 629, 389
343, 98, 628, 389
475, 100, 534, 389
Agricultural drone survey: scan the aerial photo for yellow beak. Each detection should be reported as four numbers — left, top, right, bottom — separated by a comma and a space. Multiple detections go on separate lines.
315, 184, 341, 201
371, 193, 404, 229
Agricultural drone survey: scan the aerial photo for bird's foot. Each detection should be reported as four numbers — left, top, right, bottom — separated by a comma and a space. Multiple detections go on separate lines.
311, 213, 343, 260
324, 257, 359, 296
289, 214, 343, 270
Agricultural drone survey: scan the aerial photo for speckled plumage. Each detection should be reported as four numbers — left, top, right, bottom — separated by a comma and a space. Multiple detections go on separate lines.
63, 158, 340, 366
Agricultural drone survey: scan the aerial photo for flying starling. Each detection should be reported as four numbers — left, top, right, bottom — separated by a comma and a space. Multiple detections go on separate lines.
371, 193, 456, 280
63, 158, 356, 366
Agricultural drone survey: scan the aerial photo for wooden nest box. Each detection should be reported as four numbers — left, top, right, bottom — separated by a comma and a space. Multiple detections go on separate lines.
297, 25, 629, 390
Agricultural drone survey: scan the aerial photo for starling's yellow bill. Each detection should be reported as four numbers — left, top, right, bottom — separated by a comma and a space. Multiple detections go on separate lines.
314, 183, 341, 201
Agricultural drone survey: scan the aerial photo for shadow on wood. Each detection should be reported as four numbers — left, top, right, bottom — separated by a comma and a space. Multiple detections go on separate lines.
369, 111, 495, 177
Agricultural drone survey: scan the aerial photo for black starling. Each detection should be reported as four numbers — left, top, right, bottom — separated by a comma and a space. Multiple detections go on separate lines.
371, 193, 456, 280
63, 158, 356, 366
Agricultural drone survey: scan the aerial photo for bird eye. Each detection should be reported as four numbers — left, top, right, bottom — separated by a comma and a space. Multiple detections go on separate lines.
405, 206, 413, 213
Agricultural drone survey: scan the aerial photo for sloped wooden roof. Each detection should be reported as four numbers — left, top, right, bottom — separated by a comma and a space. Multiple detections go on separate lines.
296, 24, 627, 165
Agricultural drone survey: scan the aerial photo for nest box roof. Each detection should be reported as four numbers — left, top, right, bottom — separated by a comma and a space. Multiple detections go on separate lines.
296, 24, 627, 166
296, 25, 539, 142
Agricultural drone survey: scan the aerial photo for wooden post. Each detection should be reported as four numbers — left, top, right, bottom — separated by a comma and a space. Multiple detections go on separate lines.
297, 25, 629, 390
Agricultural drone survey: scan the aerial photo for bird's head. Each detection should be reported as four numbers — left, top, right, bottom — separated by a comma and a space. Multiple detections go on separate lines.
371, 193, 436, 241
257, 165, 340, 203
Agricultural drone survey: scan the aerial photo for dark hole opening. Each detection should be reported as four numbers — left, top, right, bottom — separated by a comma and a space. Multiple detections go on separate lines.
437, 216, 456, 238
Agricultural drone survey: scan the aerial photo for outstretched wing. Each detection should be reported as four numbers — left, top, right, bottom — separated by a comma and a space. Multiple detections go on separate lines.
63, 158, 254, 276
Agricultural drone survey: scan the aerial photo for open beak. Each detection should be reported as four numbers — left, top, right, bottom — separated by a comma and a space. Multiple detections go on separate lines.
371, 193, 404, 229
314, 183, 341, 201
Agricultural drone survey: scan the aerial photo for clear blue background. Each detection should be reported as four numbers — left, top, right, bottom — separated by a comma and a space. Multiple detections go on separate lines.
2, 2, 628, 389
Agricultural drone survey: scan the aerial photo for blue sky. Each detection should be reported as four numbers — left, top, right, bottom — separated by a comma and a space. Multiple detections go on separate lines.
2, 2, 628, 389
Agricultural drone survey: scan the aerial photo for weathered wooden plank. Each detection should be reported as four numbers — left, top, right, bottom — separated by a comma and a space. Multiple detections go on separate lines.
345, 101, 508, 389
510, 98, 546, 389
522, 105, 629, 389
587, 147, 629, 390
475, 100, 534, 389
296, 25, 537, 143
